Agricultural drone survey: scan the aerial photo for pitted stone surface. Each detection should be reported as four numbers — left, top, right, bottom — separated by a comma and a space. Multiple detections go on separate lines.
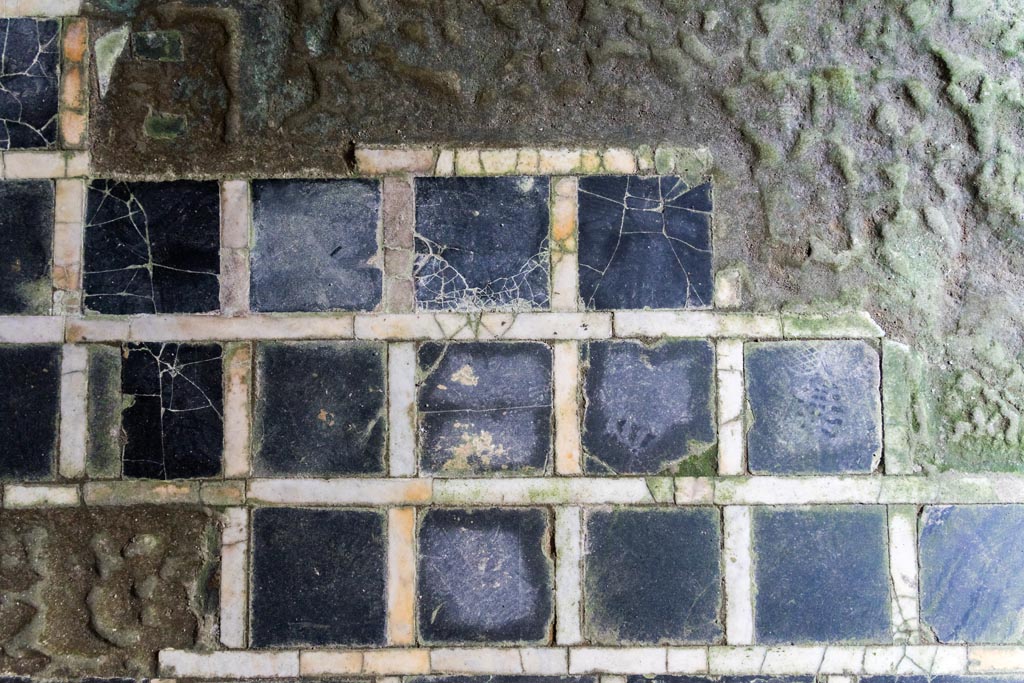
752, 506, 891, 643
585, 508, 722, 644
745, 340, 882, 474
0, 345, 59, 480
920, 505, 1024, 643
0, 181, 53, 315
251, 507, 386, 647
578, 176, 713, 310
582, 339, 716, 475
0, 19, 59, 150
414, 177, 550, 312
253, 341, 386, 476
417, 508, 553, 643
250, 179, 382, 313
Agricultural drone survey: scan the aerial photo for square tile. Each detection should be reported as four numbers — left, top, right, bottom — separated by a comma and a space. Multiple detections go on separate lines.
250, 179, 382, 312
0, 19, 59, 149
253, 341, 386, 476
920, 505, 1024, 643
83, 180, 220, 314
582, 340, 716, 475
0, 181, 53, 314
415, 177, 550, 311
418, 508, 553, 643
417, 342, 552, 475
0, 345, 59, 479
578, 176, 712, 310
251, 507, 386, 647
745, 340, 882, 474
585, 508, 722, 644
753, 506, 891, 643
121, 342, 223, 479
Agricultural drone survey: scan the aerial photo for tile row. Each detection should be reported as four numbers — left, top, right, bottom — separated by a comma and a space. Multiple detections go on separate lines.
0, 338, 883, 480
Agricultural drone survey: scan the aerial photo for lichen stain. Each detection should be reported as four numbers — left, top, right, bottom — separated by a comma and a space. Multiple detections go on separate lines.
442, 426, 507, 472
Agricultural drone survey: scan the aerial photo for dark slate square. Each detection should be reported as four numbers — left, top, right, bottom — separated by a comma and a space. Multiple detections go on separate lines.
0, 19, 59, 149
753, 506, 891, 643
0, 180, 53, 314
251, 179, 382, 312
745, 340, 882, 474
418, 507, 553, 643
920, 505, 1024, 643
417, 342, 552, 475
251, 507, 386, 647
585, 508, 722, 644
583, 340, 716, 475
578, 176, 712, 310
83, 180, 220, 314
414, 177, 550, 311
0, 345, 59, 479
121, 342, 222, 479
253, 341, 386, 476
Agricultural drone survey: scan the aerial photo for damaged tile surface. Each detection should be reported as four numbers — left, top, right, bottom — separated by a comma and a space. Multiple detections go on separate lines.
578, 176, 712, 310
920, 505, 1024, 643
83, 181, 221, 314
753, 506, 891, 643
585, 508, 723, 644
0, 19, 59, 150
418, 507, 553, 643
417, 341, 552, 475
414, 177, 550, 311
253, 341, 386, 476
0, 344, 59, 479
0, 180, 53, 314
120, 342, 223, 479
745, 340, 882, 474
582, 340, 716, 475
251, 179, 383, 313
251, 507, 386, 647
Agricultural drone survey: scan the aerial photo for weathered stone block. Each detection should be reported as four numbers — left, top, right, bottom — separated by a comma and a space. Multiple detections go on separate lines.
0, 19, 59, 149
0, 345, 59, 480
0, 181, 53, 314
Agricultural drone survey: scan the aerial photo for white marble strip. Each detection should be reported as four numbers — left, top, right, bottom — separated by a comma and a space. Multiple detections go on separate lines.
0, 0, 82, 16
3, 483, 79, 507
0, 315, 63, 342
550, 177, 579, 312
386, 507, 417, 646
222, 342, 252, 478
723, 506, 755, 644
219, 180, 251, 317
53, 178, 85, 315
0, 151, 89, 178
716, 339, 745, 476
387, 342, 417, 476
58, 343, 88, 477
554, 506, 584, 644
553, 340, 582, 475
219, 507, 248, 648
888, 504, 921, 642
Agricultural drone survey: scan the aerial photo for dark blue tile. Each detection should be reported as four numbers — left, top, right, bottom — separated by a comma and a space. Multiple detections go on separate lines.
578, 176, 712, 310
745, 340, 881, 474
251, 179, 382, 312
253, 342, 386, 475
121, 342, 222, 479
251, 507, 386, 647
418, 507, 553, 643
83, 180, 220, 314
583, 340, 715, 475
415, 177, 550, 311
753, 506, 891, 643
0, 180, 53, 314
0, 19, 59, 149
585, 508, 722, 644
0, 344, 59, 479
920, 505, 1024, 643
417, 342, 552, 475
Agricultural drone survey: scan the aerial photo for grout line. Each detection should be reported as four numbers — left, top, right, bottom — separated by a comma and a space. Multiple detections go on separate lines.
723, 506, 755, 644
387, 342, 417, 476
219, 506, 249, 648
57, 342, 88, 478
554, 506, 584, 644
553, 340, 582, 475
717, 339, 745, 476
386, 507, 417, 645
222, 342, 253, 478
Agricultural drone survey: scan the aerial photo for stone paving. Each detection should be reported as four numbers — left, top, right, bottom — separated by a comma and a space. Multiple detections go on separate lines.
1, 3, 1024, 683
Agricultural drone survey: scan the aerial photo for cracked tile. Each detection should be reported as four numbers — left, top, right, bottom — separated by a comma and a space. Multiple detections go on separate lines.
121, 342, 223, 479
251, 507, 386, 647
418, 508, 553, 643
585, 508, 722, 644
753, 506, 891, 643
0, 180, 53, 314
0, 19, 59, 150
745, 341, 882, 474
252, 341, 386, 476
83, 181, 221, 314
414, 177, 550, 311
582, 340, 716, 475
920, 505, 1024, 643
251, 179, 382, 312
417, 342, 552, 476
578, 175, 712, 310
0, 345, 59, 479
